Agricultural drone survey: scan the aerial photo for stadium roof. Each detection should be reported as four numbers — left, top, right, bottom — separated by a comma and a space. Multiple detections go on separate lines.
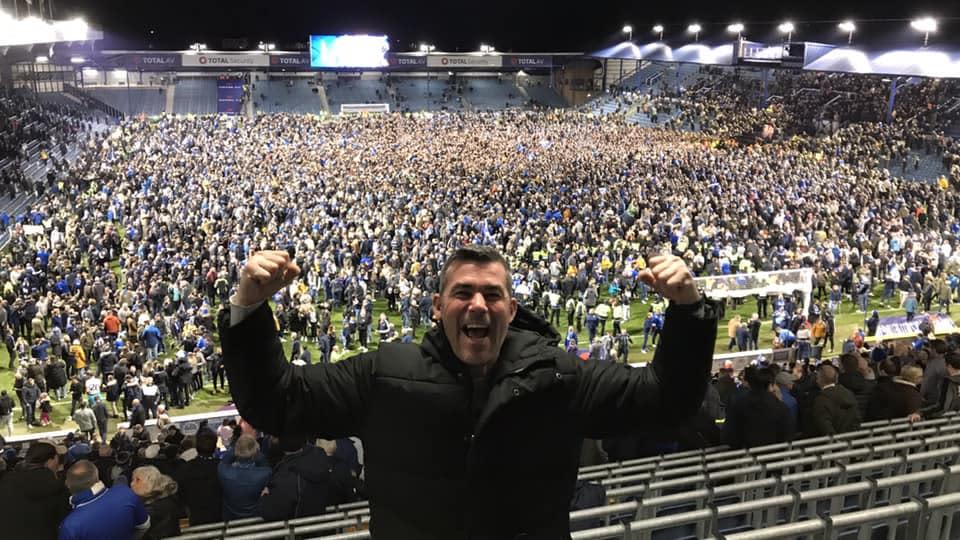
590, 40, 960, 79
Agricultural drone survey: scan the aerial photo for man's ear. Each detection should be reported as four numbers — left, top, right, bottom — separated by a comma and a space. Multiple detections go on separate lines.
508, 297, 518, 323
432, 293, 442, 321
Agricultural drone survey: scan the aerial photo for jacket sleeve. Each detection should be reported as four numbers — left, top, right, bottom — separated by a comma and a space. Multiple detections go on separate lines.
573, 298, 718, 438
218, 303, 372, 441
257, 473, 297, 522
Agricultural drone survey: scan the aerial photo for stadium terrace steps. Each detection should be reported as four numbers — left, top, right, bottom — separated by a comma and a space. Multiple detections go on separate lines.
173, 78, 218, 115
85, 86, 166, 117
255, 79, 322, 114
325, 79, 389, 112
461, 77, 525, 111
171, 413, 960, 539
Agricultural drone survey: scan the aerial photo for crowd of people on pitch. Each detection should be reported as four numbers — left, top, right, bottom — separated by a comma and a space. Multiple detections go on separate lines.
0, 415, 362, 539
0, 69, 958, 435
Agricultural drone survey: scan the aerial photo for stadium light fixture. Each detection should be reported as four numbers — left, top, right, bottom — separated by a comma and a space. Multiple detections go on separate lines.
838, 21, 856, 45
727, 23, 744, 40
70, 56, 84, 64
479, 44, 495, 53
419, 43, 435, 53
622, 25, 632, 41
35, 55, 49, 63
259, 41, 276, 52
778, 21, 794, 42
687, 23, 701, 42
911, 17, 937, 47
652, 24, 664, 41
190, 42, 207, 53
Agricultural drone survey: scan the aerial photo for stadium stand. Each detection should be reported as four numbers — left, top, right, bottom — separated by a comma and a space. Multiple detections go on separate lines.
254, 78, 322, 114
174, 78, 218, 114
462, 76, 526, 111
85, 86, 166, 117
161, 413, 960, 539
324, 78, 389, 111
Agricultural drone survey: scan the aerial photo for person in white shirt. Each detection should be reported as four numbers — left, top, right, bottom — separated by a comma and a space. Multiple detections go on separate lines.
85, 375, 102, 406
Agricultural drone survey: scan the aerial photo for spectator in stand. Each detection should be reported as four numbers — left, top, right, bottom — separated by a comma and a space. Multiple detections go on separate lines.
60, 459, 151, 540
867, 359, 902, 421
936, 351, 960, 414
218, 434, 271, 521
723, 365, 795, 448
258, 434, 357, 521
884, 365, 925, 421
173, 428, 222, 526
714, 361, 738, 410
921, 340, 948, 406
223, 247, 715, 538
0, 442, 70, 540
130, 465, 186, 540
809, 363, 862, 436
838, 353, 876, 420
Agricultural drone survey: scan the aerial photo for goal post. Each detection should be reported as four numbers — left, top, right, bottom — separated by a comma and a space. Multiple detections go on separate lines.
694, 268, 814, 317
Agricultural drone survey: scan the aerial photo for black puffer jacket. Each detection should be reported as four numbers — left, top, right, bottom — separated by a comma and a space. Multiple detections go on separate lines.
221, 300, 718, 540
0, 466, 70, 540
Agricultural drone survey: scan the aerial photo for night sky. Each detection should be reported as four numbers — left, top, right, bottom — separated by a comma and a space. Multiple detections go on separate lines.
52, 0, 959, 52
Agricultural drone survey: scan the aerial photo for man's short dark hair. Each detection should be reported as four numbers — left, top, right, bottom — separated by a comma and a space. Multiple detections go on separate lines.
195, 428, 218, 457
438, 245, 512, 295
65, 460, 99, 495
744, 366, 775, 392
839, 353, 860, 374
879, 358, 900, 378
25, 442, 57, 466
946, 351, 960, 371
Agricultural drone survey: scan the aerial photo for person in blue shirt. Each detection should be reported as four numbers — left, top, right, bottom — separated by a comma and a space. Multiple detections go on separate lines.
60, 460, 150, 540
777, 327, 796, 348
218, 434, 272, 521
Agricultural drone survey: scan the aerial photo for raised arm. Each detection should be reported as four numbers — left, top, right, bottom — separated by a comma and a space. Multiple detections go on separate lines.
220, 251, 372, 441
573, 255, 718, 437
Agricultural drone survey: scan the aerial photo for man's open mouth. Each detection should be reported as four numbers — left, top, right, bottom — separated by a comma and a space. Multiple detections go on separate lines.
462, 324, 490, 339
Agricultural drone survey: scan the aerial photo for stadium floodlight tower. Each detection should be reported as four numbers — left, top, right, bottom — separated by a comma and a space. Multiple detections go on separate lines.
838, 21, 856, 45
727, 22, 744, 41
259, 41, 276, 52
910, 17, 937, 47
778, 21, 794, 43
190, 42, 207, 53
687, 23, 701, 42
479, 44, 495, 54
622, 24, 632, 41
652, 24, 664, 41
419, 43, 435, 53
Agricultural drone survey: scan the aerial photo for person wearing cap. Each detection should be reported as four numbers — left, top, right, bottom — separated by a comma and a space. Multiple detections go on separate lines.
715, 361, 738, 409
0, 441, 70, 540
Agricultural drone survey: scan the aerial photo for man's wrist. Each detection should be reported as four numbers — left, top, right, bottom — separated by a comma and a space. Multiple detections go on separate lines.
230, 294, 263, 309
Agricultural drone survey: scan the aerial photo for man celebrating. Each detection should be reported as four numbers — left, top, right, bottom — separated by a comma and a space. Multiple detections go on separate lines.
221, 246, 717, 539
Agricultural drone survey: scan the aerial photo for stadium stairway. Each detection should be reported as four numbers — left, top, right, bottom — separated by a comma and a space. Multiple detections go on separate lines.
169, 413, 960, 539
